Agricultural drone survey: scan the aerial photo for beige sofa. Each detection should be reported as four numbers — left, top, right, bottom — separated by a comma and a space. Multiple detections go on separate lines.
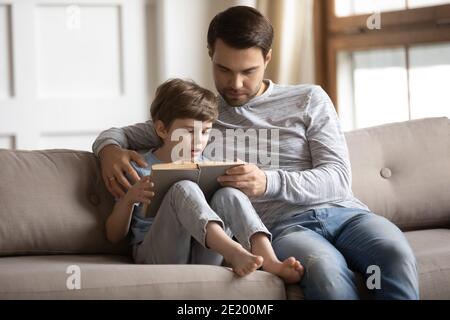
0, 117, 449, 299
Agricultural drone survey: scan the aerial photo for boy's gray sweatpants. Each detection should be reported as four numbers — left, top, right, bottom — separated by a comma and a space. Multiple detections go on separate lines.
133, 180, 270, 265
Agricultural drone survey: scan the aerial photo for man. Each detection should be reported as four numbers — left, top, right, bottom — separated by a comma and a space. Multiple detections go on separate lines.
93, 6, 419, 299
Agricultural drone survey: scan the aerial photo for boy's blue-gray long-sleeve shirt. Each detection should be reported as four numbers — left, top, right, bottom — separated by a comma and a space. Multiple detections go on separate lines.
93, 80, 369, 229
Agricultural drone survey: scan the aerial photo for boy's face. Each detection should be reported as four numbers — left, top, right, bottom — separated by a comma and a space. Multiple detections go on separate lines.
209, 39, 272, 107
157, 118, 213, 161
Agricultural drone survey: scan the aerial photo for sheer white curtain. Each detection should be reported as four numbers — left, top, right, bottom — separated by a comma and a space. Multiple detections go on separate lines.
257, 0, 315, 85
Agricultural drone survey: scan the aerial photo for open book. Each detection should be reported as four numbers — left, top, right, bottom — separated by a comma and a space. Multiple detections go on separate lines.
143, 160, 244, 218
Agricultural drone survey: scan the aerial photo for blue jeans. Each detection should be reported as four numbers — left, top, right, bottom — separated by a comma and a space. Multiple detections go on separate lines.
270, 207, 419, 300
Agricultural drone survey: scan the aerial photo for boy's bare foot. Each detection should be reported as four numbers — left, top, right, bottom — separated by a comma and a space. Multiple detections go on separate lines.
225, 246, 264, 277
263, 257, 304, 284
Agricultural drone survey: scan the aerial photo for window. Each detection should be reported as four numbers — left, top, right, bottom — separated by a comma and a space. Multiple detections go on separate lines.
337, 43, 450, 131
320, 0, 450, 130
335, 0, 450, 17
335, 0, 407, 17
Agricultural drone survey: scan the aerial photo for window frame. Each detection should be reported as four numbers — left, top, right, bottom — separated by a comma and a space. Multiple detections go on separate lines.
319, 0, 450, 111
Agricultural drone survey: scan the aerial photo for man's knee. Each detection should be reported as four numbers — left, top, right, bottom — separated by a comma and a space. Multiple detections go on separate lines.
302, 253, 359, 300
356, 215, 418, 275
376, 239, 417, 272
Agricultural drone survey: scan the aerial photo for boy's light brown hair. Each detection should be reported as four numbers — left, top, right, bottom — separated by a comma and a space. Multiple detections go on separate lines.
150, 79, 218, 128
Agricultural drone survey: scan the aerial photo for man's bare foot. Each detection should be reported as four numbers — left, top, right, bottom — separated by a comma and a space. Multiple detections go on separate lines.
263, 257, 304, 284
225, 246, 264, 277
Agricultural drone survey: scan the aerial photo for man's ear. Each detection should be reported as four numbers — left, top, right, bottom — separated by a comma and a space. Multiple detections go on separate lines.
207, 45, 214, 59
154, 120, 168, 140
264, 49, 272, 68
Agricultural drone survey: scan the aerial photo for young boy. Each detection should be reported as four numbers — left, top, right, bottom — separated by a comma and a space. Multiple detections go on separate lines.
105, 78, 304, 283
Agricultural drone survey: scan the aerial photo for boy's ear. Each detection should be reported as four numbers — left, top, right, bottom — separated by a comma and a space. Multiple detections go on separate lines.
154, 120, 168, 140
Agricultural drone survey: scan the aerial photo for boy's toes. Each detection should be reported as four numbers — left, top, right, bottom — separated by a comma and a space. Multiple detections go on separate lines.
296, 264, 305, 277
237, 269, 244, 276
243, 268, 252, 276
284, 257, 296, 267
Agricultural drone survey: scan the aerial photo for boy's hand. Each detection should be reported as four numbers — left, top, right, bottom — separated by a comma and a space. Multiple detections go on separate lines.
217, 163, 267, 198
99, 145, 148, 198
123, 176, 155, 206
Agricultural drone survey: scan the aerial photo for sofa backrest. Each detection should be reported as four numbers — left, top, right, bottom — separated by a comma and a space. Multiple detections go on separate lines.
345, 117, 450, 231
1, 118, 448, 256
0, 149, 129, 257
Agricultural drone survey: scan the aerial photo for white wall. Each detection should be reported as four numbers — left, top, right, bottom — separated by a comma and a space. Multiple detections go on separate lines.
0, 0, 256, 151
0, 0, 151, 151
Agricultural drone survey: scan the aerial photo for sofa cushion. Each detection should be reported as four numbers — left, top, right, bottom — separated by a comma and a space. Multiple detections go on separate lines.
0, 149, 129, 256
404, 229, 450, 299
2, 230, 447, 300
0, 255, 285, 299
345, 117, 450, 230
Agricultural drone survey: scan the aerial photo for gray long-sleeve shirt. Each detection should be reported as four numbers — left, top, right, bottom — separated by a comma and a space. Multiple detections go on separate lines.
93, 80, 369, 229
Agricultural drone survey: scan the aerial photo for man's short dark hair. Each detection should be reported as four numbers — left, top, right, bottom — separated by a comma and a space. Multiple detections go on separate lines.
207, 6, 273, 57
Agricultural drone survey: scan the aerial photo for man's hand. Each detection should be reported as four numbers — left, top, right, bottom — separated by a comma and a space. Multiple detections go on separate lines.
99, 145, 148, 198
217, 163, 267, 198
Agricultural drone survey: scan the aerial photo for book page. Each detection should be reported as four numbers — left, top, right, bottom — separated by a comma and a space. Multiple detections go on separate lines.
151, 162, 198, 170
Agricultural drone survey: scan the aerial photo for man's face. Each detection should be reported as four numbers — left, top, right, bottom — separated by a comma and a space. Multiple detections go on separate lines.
210, 39, 271, 107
